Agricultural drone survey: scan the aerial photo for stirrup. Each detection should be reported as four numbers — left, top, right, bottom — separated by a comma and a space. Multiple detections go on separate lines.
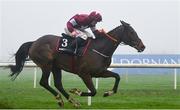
72, 50, 82, 57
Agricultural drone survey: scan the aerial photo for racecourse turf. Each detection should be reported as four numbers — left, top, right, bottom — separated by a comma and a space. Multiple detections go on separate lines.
0, 67, 180, 109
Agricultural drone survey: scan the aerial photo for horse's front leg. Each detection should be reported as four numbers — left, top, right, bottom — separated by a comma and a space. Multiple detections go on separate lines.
93, 70, 120, 97
70, 74, 97, 96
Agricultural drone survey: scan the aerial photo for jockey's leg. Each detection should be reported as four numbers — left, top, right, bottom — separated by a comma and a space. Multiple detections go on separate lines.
69, 30, 87, 55
61, 29, 87, 56
70, 37, 85, 55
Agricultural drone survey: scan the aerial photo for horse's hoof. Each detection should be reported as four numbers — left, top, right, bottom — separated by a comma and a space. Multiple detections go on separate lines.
68, 96, 81, 108
69, 88, 76, 93
58, 101, 64, 107
73, 102, 81, 108
69, 88, 82, 96
103, 92, 109, 97
55, 94, 64, 107
103, 90, 114, 97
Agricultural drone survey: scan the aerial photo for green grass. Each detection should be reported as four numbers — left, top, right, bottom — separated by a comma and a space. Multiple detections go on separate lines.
0, 67, 180, 109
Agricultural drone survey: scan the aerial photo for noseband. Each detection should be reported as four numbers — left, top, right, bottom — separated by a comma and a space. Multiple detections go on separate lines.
133, 39, 141, 48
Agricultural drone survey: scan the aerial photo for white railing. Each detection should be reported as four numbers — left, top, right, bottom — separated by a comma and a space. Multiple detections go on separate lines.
0, 62, 179, 106
0, 62, 179, 89
110, 63, 180, 68
1, 62, 180, 68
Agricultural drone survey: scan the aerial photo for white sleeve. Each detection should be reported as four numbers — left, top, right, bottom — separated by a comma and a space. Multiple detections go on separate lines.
69, 18, 78, 26
90, 26, 97, 32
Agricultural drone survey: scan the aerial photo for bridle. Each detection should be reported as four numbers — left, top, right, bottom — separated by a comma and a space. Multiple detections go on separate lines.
92, 29, 119, 58
103, 32, 118, 43
133, 39, 143, 52
133, 39, 141, 48
99, 29, 118, 44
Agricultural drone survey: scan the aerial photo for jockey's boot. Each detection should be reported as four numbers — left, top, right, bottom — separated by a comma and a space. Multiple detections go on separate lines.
60, 37, 85, 56
71, 37, 85, 56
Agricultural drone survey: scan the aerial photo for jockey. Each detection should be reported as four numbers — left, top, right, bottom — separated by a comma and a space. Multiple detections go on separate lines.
66, 11, 102, 54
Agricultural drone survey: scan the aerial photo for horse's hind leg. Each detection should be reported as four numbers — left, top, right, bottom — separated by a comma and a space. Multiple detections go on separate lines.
51, 66, 80, 108
93, 70, 120, 97
39, 67, 64, 107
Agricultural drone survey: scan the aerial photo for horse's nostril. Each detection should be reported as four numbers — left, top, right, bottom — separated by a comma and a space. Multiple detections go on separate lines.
143, 46, 146, 49
141, 46, 145, 51
141, 45, 145, 49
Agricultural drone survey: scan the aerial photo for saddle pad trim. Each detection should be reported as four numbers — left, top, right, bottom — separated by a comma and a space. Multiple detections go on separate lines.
55, 37, 61, 52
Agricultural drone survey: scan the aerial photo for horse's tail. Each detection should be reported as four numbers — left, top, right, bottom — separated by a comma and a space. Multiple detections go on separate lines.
9, 41, 34, 81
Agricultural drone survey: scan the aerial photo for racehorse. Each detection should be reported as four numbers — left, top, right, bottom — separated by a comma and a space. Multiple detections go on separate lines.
8, 21, 145, 108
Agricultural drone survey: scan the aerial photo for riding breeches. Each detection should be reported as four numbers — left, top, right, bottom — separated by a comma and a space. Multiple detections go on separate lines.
64, 28, 94, 40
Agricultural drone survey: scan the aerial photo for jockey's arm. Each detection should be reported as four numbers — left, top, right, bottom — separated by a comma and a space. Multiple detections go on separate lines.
90, 26, 97, 39
90, 26, 97, 32
67, 22, 77, 37
67, 22, 74, 32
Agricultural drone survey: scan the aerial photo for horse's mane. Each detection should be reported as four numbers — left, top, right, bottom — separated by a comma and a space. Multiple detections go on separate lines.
107, 25, 123, 36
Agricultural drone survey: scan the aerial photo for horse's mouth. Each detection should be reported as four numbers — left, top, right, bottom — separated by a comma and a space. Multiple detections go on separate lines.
137, 45, 145, 52
133, 40, 145, 52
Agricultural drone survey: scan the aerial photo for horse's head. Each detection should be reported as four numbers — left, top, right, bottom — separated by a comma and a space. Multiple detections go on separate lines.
119, 21, 145, 52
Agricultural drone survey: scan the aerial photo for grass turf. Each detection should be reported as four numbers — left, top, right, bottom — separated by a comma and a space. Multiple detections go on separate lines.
0, 67, 180, 109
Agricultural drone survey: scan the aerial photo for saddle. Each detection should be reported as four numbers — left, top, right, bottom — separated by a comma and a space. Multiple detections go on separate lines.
57, 33, 91, 56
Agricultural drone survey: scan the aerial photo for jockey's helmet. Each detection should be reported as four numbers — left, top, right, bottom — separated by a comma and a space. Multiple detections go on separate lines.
89, 11, 102, 22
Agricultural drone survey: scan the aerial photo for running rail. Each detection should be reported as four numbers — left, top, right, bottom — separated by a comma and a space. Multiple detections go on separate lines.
1, 62, 180, 68
110, 63, 180, 68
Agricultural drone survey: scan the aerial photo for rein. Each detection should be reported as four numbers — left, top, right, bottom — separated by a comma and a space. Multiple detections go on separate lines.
92, 49, 110, 58
99, 29, 118, 43
92, 29, 119, 58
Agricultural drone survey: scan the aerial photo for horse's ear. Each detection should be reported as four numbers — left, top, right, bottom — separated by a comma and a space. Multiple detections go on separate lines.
120, 20, 130, 27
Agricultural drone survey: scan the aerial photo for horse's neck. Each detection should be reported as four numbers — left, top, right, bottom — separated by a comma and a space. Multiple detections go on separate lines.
90, 33, 119, 57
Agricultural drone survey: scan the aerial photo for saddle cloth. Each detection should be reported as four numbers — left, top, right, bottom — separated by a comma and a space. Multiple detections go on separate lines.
57, 33, 91, 56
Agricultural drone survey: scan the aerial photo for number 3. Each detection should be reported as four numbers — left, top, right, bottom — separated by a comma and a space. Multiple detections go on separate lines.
62, 38, 68, 47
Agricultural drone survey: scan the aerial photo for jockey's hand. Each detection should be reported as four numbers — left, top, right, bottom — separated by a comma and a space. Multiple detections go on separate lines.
92, 36, 96, 39
71, 31, 78, 37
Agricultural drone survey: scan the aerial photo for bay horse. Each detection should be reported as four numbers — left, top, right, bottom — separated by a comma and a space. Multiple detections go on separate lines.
9, 21, 145, 108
